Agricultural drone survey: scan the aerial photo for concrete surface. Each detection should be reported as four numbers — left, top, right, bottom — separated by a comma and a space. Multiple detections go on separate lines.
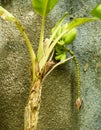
0, 0, 101, 130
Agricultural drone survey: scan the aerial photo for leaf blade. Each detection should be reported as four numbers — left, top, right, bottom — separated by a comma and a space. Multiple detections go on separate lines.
90, 3, 101, 19
67, 17, 98, 30
32, 0, 58, 16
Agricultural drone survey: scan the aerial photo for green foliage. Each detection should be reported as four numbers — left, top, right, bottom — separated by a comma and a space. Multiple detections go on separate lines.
38, 12, 68, 70
67, 17, 98, 30
0, 3, 101, 78
55, 45, 66, 61
48, 15, 99, 64
90, 3, 101, 19
51, 11, 99, 62
54, 27, 76, 61
32, 0, 58, 16
53, 23, 77, 45
62, 28, 77, 44
34, 0, 59, 62
0, 2, 101, 114
49, 12, 68, 46
51, 23, 77, 61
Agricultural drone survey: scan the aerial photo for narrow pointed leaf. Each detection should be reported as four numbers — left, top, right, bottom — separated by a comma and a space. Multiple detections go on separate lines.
39, 12, 68, 69
90, 4, 101, 19
52, 12, 68, 32
32, 0, 58, 16
44, 12, 68, 51
67, 17, 98, 30
0, 6, 16, 21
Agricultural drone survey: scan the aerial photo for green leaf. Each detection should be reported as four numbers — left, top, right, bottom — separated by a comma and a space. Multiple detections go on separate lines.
50, 12, 68, 39
46, 12, 68, 50
57, 40, 65, 45
51, 12, 68, 33
62, 28, 77, 44
90, 3, 101, 19
67, 17, 98, 30
32, 0, 58, 16
0, 6, 16, 21
55, 52, 66, 61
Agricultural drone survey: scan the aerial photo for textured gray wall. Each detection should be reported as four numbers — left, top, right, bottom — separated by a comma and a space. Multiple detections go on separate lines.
0, 0, 101, 130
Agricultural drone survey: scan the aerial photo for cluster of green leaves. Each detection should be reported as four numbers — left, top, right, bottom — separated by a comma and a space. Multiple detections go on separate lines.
51, 23, 77, 61
50, 3, 101, 62
0, 1, 101, 83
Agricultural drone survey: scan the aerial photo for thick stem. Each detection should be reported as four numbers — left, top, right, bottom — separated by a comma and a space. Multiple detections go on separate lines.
24, 79, 42, 130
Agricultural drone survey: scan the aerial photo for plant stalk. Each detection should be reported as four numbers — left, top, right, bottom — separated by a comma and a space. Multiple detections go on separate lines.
43, 57, 73, 80
37, 0, 48, 62
14, 20, 36, 81
66, 48, 81, 98
39, 29, 68, 70
37, 15, 45, 62
24, 78, 42, 130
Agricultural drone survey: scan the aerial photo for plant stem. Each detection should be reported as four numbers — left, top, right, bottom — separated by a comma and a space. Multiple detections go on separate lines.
39, 29, 68, 70
37, 15, 45, 62
24, 79, 42, 130
43, 56, 73, 81
66, 48, 81, 98
37, 0, 49, 62
14, 20, 36, 81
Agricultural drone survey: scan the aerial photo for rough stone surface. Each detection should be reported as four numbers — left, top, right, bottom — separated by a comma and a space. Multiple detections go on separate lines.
0, 0, 101, 130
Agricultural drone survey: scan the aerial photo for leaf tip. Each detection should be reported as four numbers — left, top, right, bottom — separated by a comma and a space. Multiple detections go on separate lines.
90, 3, 101, 19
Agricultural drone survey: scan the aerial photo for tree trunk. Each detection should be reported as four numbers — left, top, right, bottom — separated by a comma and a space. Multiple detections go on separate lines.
24, 79, 42, 130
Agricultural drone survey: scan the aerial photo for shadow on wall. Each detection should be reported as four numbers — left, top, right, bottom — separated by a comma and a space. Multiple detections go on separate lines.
0, 0, 12, 6
37, 64, 79, 130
